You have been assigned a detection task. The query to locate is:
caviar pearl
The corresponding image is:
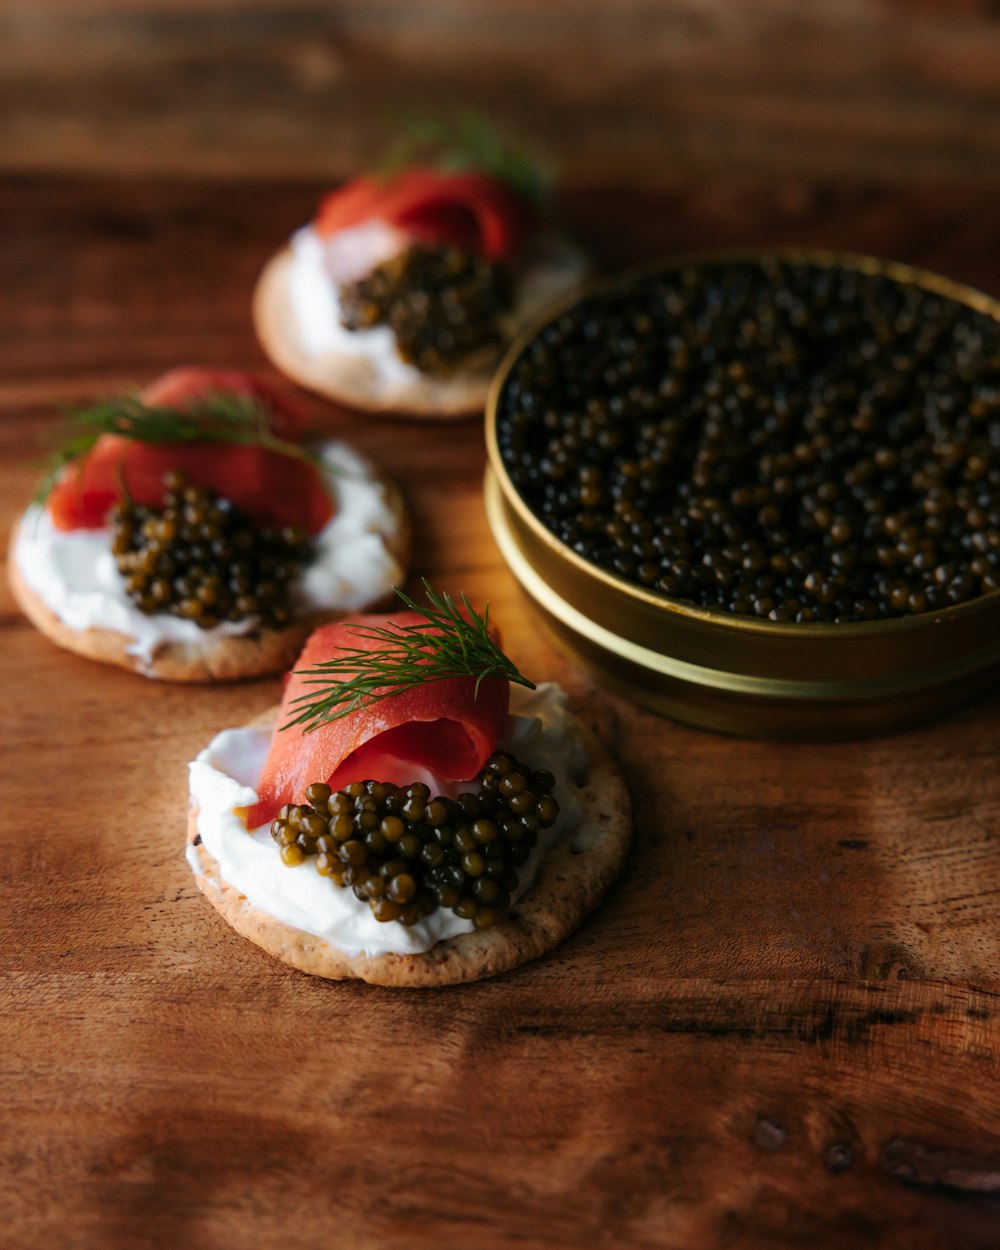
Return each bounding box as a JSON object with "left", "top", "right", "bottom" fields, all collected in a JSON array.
[
  {"left": 271, "top": 749, "right": 559, "bottom": 929},
  {"left": 497, "top": 259, "right": 1000, "bottom": 623},
  {"left": 340, "top": 244, "right": 513, "bottom": 374},
  {"left": 110, "top": 471, "right": 313, "bottom": 628}
]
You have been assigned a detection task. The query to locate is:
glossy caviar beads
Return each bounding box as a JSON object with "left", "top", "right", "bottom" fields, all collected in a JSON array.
[
  {"left": 340, "top": 244, "right": 513, "bottom": 374},
  {"left": 110, "top": 471, "right": 313, "bottom": 628},
  {"left": 497, "top": 259, "right": 1000, "bottom": 623},
  {"left": 268, "top": 750, "right": 559, "bottom": 928}
]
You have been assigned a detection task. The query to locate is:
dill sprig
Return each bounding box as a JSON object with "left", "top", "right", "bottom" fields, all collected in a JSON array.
[
  {"left": 283, "top": 581, "right": 536, "bottom": 735},
  {"left": 377, "top": 111, "right": 555, "bottom": 208},
  {"left": 34, "top": 390, "right": 320, "bottom": 505}
]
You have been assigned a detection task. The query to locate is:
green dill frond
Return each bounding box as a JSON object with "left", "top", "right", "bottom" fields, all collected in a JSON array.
[
  {"left": 34, "top": 391, "right": 319, "bottom": 505},
  {"left": 283, "top": 580, "right": 535, "bottom": 734},
  {"left": 377, "top": 111, "right": 555, "bottom": 207}
]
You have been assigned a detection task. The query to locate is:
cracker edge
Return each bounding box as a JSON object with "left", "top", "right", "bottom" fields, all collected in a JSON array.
[
  {"left": 7, "top": 467, "right": 411, "bottom": 682},
  {"left": 253, "top": 248, "right": 493, "bottom": 420},
  {"left": 186, "top": 709, "right": 632, "bottom": 986}
]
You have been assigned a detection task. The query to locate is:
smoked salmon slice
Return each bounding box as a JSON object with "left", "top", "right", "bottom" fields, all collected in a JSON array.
[
  {"left": 246, "top": 614, "right": 510, "bottom": 828},
  {"left": 314, "top": 169, "right": 535, "bottom": 261},
  {"left": 142, "top": 367, "right": 308, "bottom": 441},
  {"left": 46, "top": 368, "right": 333, "bottom": 535}
]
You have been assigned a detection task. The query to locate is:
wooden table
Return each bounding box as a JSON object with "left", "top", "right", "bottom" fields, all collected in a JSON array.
[{"left": 2, "top": 178, "right": 999, "bottom": 1250}]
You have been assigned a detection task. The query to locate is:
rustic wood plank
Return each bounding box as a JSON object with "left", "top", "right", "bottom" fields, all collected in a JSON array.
[
  {"left": 2, "top": 974, "right": 1000, "bottom": 1249},
  {"left": 1, "top": 177, "right": 1000, "bottom": 1247},
  {"left": 1, "top": 1, "right": 999, "bottom": 183}
]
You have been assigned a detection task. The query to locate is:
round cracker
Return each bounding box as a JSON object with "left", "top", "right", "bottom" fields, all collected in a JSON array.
[
  {"left": 11, "top": 552, "right": 320, "bottom": 681},
  {"left": 8, "top": 468, "right": 410, "bottom": 683},
  {"left": 254, "top": 248, "right": 493, "bottom": 419},
  {"left": 186, "top": 707, "right": 632, "bottom": 986}
]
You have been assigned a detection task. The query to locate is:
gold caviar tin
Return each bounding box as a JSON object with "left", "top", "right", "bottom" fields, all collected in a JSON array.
[{"left": 484, "top": 249, "right": 1000, "bottom": 739}]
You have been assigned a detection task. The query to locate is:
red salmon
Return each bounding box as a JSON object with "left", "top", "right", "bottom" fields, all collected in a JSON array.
[
  {"left": 247, "top": 614, "right": 510, "bottom": 828},
  {"left": 314, "top": 168, "right": 535, "bottom": 261},
  {"left": 47, "top": 368, "right": 332, "bottom": 535}
]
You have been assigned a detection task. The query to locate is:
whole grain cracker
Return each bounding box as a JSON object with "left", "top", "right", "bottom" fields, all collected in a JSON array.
[
  {"left": 187, "top": 708, "right": 631, "bottom": 986},
  {"left": 254, "top": 248, "right": 495, "bottom": 419},
  {"left": 7, "top": 467, "right": 410, "bottom": 682}
]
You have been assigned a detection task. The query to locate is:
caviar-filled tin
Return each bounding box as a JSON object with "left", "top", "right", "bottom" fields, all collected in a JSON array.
[{"left": 485, "top": 249, "right": 1000, "bottom": 739}]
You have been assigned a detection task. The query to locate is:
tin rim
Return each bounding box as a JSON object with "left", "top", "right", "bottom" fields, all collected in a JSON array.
[
  {"left": 485, "top": 247, "right": 1000, "bottom": 649},
  {"left": 486, "top": 468, "right": 1000, "bottom": 702}
]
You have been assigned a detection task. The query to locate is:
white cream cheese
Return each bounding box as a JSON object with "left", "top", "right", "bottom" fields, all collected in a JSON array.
[
  {"left": 286, "top": 221, "right": 588, "bottom": 378},
  {"left": 13, "top": 441, "right": 404, "bottom": 665},
  {"left": 288, "top": 224, "right": 418, "bottom": 382},
  {"left": 187, "top": 683, "right": 586, "bottom": 958}
]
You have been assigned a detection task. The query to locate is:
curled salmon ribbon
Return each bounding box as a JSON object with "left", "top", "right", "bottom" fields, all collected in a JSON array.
[
  {"left": 47, "top": 367, "right": 333, "bottom": 535},
  {"left": 247, "top": 613, "right": 510, "bottom": 829},
  {"left": 314, "top": 167, "right": 536, "bottom": 263}
]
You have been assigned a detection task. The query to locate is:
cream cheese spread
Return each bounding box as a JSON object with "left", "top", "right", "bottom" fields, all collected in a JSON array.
[
  {"left": 13, "top": 441, "right": 404, "bottom": 665},
  {"left": 187, "top": 683, "right": 586, "bottom": 958},
  {"left": 286, "top": 221, "right": 588, "bottom": 376}
]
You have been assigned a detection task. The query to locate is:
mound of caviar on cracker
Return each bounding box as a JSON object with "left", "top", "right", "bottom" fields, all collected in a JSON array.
[
  {"left": 9, "top": 367, "right": 408, "bottom": 680},
  {"left": 187, "top": 584, "right": 631, "bottom": 986},
  {"left": 253, "top": 116, "right": 588, "bottom": 418}
]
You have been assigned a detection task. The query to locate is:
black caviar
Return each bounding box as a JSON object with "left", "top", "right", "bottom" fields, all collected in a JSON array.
[
  {"left": 109, "top": 472, "right": 313, "bottom": 628},
  {"left": 340, "top": 244, "right": 513, "bottom": 374},
  {"left": 497, "top": 258, "right": 1000, "bottom": 623},
  {"left": 269, "top": 750, "right": 559, "bottom": 929}
]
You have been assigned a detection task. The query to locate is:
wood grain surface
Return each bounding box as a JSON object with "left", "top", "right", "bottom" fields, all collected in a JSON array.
[
  {"left": 1, "top": 0, "right": 1000, "bottom": 185},
  {"left": 2, "top": 177, "right": 1000, "bottom": 1249}
]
